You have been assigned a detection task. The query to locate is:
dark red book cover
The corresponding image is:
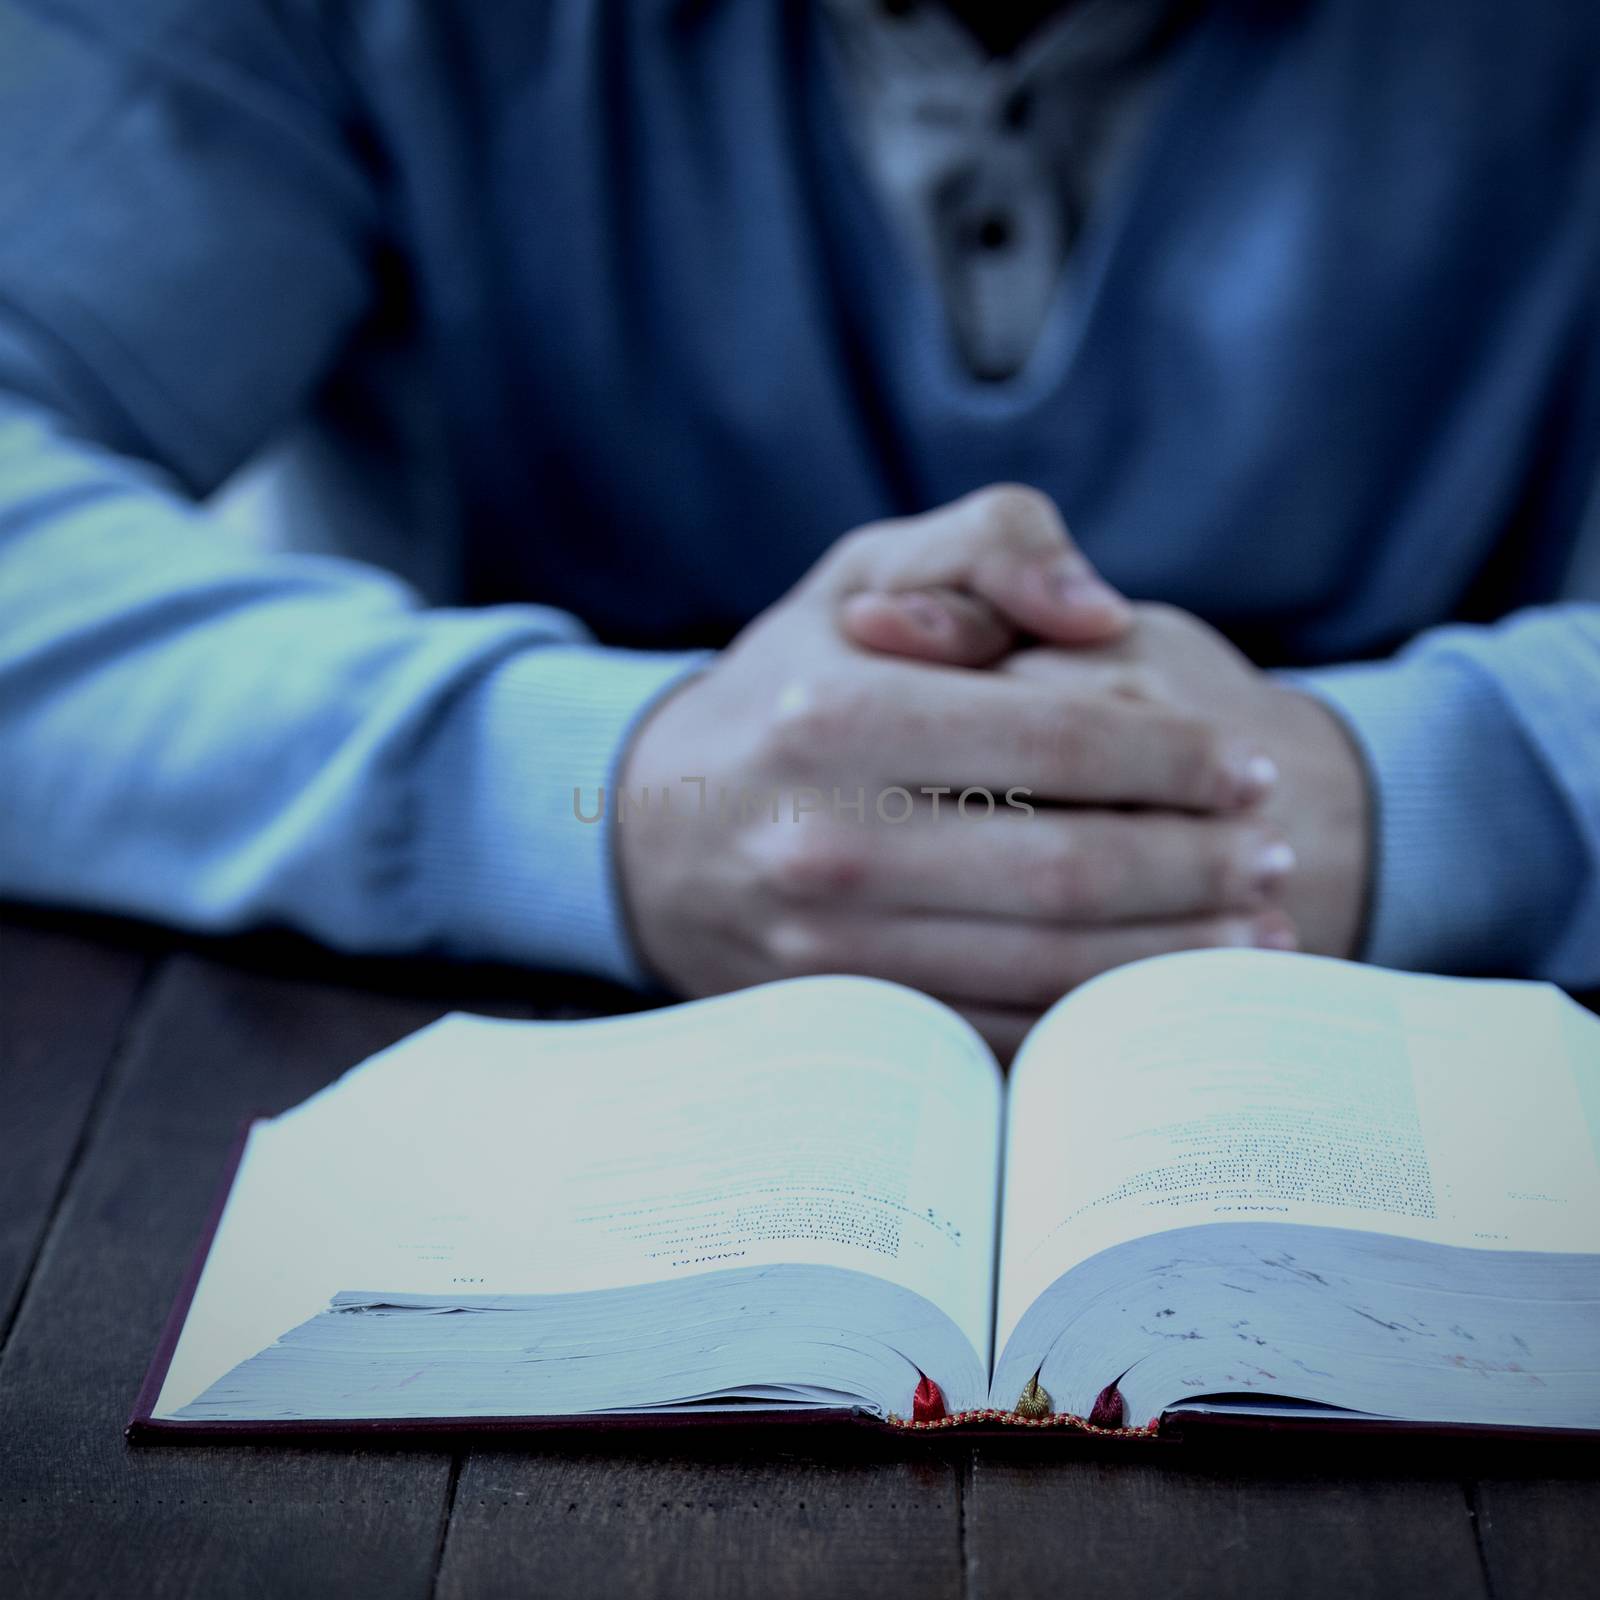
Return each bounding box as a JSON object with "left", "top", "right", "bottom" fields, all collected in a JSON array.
[{"left": 128, "top": 1119, "right": 1598, "bottom": 1448}]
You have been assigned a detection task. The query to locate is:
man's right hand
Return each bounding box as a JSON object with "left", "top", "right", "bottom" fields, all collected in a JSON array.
[{"left": 615, "top": 487, "right": 1295, "bottom": 1055}]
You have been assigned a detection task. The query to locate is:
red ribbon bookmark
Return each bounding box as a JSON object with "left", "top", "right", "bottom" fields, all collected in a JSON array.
[
  {"left": 1088, "top": 1381, "right": 1125, "bottom": 1429},
  {"left": 912, "top": 1373, "right": 947, "bottom": 1423}
]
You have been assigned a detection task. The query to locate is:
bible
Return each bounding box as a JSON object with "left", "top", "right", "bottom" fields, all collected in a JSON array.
[{"left": 131, "top": 950, "right": 1600, "bottom": 1441}]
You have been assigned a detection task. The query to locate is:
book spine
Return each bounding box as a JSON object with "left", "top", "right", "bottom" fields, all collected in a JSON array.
[{"left": 883, "top": 1407, "right": 1159, "bottom": 1438}]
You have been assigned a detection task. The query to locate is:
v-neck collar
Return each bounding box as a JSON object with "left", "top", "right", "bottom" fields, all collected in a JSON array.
[{"left": 803, "top": 0, "right": 1237, "bottom": 414}]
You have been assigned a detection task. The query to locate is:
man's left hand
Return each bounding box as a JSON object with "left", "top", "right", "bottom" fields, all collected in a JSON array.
[{"left": 846, "top": 593, "right": 1373, "bottom": 963}]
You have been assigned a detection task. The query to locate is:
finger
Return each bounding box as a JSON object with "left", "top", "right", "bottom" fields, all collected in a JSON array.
[
  {"left": 750, "top": 808, "right": 1297, "bottom": 923},
  {"left": 839, "top": 586, "right": 1016, "bottom": 667},
  {"left": 779, "top": 659, "right": 1278, "bottom": 810},
  {"left": 1001, "top": 647, "right": 1166, "bottom": 701},
  {"left": 764, "top": 908, "right": 1299, "bottom": 1011},
  {"left": 819, "top": 485, "right": 1133, "bottom": 644}
]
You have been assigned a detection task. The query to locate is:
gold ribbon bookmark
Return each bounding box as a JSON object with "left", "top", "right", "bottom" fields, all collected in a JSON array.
[{"left": 1014, "top": 1373, "right": 1052, "bottom": 1419}]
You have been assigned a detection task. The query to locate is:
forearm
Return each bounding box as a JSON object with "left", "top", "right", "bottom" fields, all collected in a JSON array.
[{"left": 0, "top": 395, "right": 705, "bottom": 981}]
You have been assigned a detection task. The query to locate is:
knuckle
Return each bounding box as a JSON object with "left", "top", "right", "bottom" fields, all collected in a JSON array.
[
  {"left": 969, "top": 483, "right": 1062, "bottom": 549},
  {"left": 839, "top": 522, "right": 890, "bottom": 562},
  {"left": 1203, "top": 830, "right": 1251, "bottom": 909},
  {"left": 762, "top": 674, "right": 856, "bottom": 769},
  {"left": 1175, "top": 723, "right": 1228, "bottom": 805},
  {"left": 815, "top": 522, "right": 892, "bottom": 586},
  {"left": 1036, "top": 833, "right": 1123, "bottom": 918},
  {"left": 762, "top": 917, "right": 830, "bottom": 977},
  {"left": 1050, "top": 936, "right": 1112, "bottom": 993},
  {"left": 762, "top": 830, "right": 867, "bottom": 902},
  {"left": 1195, "top": 915, "right": 1254, "bottom": 950},
  {"left": 1111, "top": 665, "right": 1167, "bottom": 702},
  {"left": 1027, "top": 707, "right": 1107, "bottom": 791},
  {"left": 1136, "top": 600, "right": 1191, "bottom": 636},
  {"left": 1208, "top": 832, "right": 1245, "bottom": 907}
]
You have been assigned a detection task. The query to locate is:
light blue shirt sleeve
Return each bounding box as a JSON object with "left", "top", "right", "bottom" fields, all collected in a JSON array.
[
  {"left": 0, "top": 397, "right": 705, "bottom": 983},
  {"left": 0, "top": 2, "right": 703, "bottom": 984},
  {"left": 1295, "top": 605, "right": 1600, "bottom": 988}
]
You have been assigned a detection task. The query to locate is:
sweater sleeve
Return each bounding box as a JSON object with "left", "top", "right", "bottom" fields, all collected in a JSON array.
[
  {"left": 1293, "top": 604, "right": 1600, "bottom": 988},
  {"left": 0, "top": 0, "right": 704, "bottom": 983}
]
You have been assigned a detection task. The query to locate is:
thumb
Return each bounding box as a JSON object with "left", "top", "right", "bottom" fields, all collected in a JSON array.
[
  {"left": 839, "top": 585, "right": 1016, "bottom": 666},
  {"left": 824, "top": 485, "right": 1132, "bottom": 657}
]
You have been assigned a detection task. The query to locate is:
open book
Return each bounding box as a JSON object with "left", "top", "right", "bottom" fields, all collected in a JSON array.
[{"left": 132, "top": 951, "right": 1600, "bottom": 1440}]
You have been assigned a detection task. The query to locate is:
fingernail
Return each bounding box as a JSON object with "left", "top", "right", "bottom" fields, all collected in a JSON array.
[
  {"left": 1253, "top": 911, "right": 1299, "bottom": 951},
  {"left": 1251, "top": 839, "right": 1297, "bottom": 895},
  {"left": 1223, "top": 746, "right": 1278, "bottom": 807},
  {"left": 896, "top": 594, "right": 955, "bottom": 639}
]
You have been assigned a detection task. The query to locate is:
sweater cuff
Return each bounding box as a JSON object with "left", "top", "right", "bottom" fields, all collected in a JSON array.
[
  {"left": 409, "top": 643, "right": 710, "bottom": 985},
  {"left": 1291, "top": 655, "right": 1576, "bottom": 976}
]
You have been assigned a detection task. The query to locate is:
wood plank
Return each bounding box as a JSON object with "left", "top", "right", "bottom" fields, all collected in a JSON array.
[
  {"left": 5, "top": 911, "right": 1591, "bottom": 1600},
  {"left": 1473, "top": 1477, "right": 1600, "bottom": 1599},
  {"left": 436, "top": 1436, "right": 965, "bottom": 1600},
  {"left": 0, "top": 951, "right": 457, "bottom": 1600},
  {"left": 0, "top": 913, "right": 151, "bottom": 1338},
  {"left": 964, "top": 1446, "right": 1489, "bottom": 1600}
]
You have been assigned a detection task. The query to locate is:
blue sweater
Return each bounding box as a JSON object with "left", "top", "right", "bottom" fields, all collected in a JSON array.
[{"left": 1, "top": 0, "right": 1597, "bottom": 984}]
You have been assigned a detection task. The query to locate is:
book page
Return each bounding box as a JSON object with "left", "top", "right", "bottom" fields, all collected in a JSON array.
[
  {"left": 156, "top": 976, "right": 1002, "bottom": 1416},
  {"left": 994, "top": 951, "right": 1600, "bottom": 1357}
]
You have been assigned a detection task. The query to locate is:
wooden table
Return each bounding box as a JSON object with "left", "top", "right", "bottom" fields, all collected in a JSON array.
[{"left": 2, "top": 904, "right": 1595, "bottom": 1600}]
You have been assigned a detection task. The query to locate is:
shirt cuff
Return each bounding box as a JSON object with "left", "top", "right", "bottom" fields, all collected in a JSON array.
[
  {"left": 1290, "top": 654, "right": 1578, "bottom": 976},
  {"left": 408, "top": 642, "right": 710, "bottom": 985}
]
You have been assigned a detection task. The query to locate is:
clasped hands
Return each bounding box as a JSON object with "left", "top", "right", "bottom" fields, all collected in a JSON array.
[{"left": 619, "top": 486, "right": 1370, "bottom": 1056}]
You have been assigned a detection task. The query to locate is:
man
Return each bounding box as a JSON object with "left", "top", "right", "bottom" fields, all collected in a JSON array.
[{"left": 1, "top": 0, "right": 1596, "bottom": 1054}]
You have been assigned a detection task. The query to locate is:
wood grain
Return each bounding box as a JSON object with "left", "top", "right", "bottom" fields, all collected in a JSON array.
[
  {"left": 2, "top": 912, "right": 1596, "bottom": 1600},
  {"left": 1474, "top": 1477, "right": 1600, "bottom": 1598},
  {"left": 963, "top": 1449, "right": 1489, "bottom": 1600},
  {"left": 0, "top": 951, "right": 455, "bottom": 1600},
  {"left": 436, "top": 1437, "right": 965, "bottom": 1600},
  {"left": 0, "top": 915, "right": 149, "bottom": 1336}
]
